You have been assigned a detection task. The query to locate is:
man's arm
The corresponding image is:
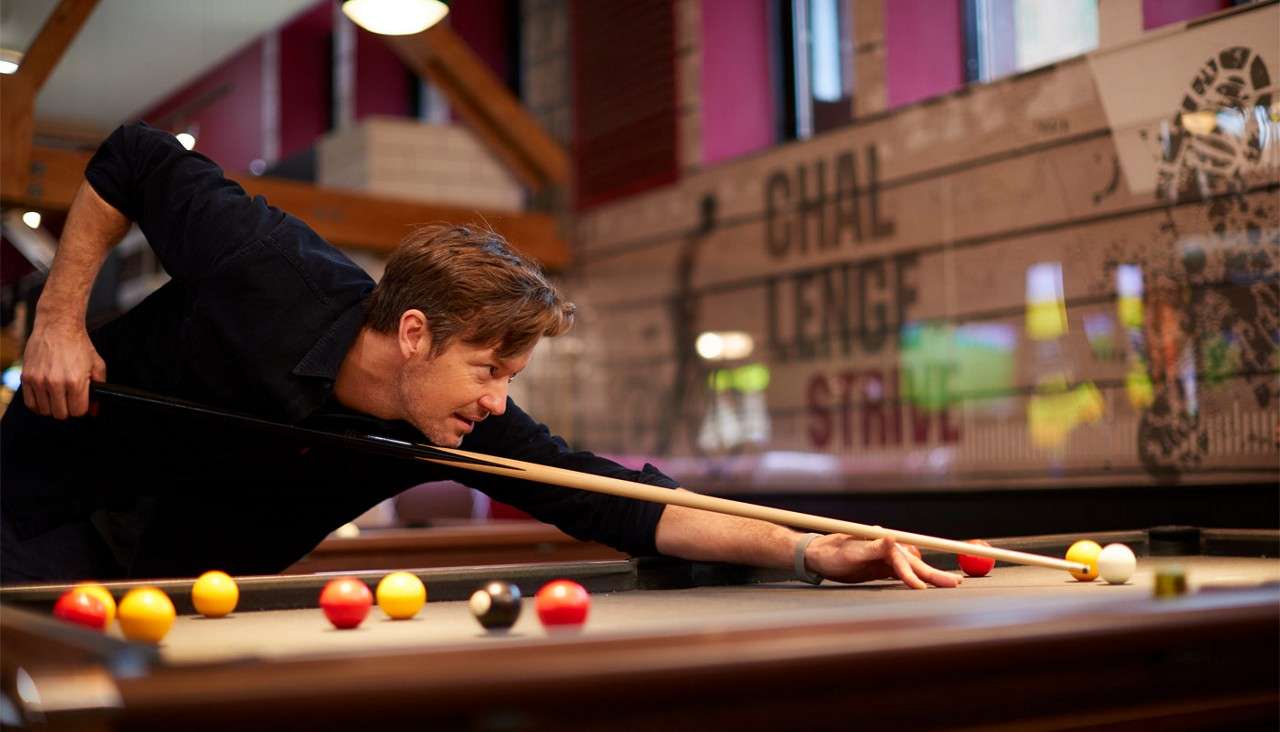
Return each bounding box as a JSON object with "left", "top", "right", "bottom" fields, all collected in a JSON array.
[
  {"left": 655, "top": 500, "right": 962, "bottom": 589},
  {"left": 465, "top": 401, "right": 960, "bottom": 588},
  {"left": 22, "top": 182, "right": 130, "bottom": 419},
  {"left": 24, "top": 122, "right": 290, "bottom": 419}
]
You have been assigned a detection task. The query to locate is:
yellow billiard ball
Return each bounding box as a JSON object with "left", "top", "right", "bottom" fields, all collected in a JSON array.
[
  {"left": 376, "top": 572, "right": 426, "bottom": 620},
  {"left": 118, "top": 587, "right": 176, "bottom": 643},
  {"left": 74, "top": 583, "right": 117, "bottom": 626},
  {"left": 192, "top": 570, "right": 239, "bottom": 618},
  {"left": 1065, "top": 540, "right": 1103, "bottom": 581}
]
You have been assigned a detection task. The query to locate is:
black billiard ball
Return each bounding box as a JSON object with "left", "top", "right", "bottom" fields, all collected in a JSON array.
[{"left": 469, "top": 580, "right": 522, "bottom": 631}]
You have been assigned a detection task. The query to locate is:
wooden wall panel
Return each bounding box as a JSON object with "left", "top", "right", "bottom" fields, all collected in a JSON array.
[{"left": 562, "top": 9, "right": 1280, "bottom": 493}]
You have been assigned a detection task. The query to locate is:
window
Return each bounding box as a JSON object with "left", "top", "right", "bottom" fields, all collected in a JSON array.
[
  {"left": 778, "top": 0, "right": 853, "bottom": 141},
  {"left": 964, "top": 0, "right": 1099, "bottom": 84}
]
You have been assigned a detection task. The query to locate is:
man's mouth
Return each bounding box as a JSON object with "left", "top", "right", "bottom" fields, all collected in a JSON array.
[{"left": 453, "top": 413, "right": 477, "bottom": 433}]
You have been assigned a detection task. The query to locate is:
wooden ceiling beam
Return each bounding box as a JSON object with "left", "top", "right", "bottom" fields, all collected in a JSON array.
[
  {"left": 234, "top": 175, "right": 568, "bottom": 268},
  {"left": 15, "top": 0, "right": 101, "bottom": 91},
  {"left": 386, "top": 25, "right": 570, "bottom": 191},
  {"left": 0, "top": 0, "right": 101, "bottom": 202},
  {"left": 4, "top": 146, "right": 569, "bottom": 270}
]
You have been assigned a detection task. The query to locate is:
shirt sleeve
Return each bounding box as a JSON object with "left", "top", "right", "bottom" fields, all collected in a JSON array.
[
  {"left": 456, "top": 399, "right": 679, "bottom": 556},
  {"left": 84, "top": 122, "right": 285, "bottom": 282}
]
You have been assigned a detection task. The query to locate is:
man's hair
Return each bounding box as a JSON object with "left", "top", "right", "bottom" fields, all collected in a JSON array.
[{"left": 365, "top": 224, "right": 575, "bottom": 358}]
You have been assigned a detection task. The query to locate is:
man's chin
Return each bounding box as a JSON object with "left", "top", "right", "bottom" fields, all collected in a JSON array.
[
  {"left": 416, "top": 425, "right": 465, "bottom": 448},
  {"left": 432, "top": 432, "right": 466, "bottom": 448}
]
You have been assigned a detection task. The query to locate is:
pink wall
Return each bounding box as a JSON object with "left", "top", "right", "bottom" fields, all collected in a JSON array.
[
  {"left": 701, "top": 0, "right": 774, "bottom": 165},
  {"left": 136, "top": 0, "right": 518, "bottom": 170},
  {"left": 450, "top": 0, "right": 513, "bottom": 86},
  {"left": 885, "top": 0, "right": 966, "bottom": 109},
  {"left": 279, "top": 2, "right": 332, "bottom": 160},
  {"left": 138, "top": 39, "right": 265, "bottom": 173},
  {"left": 355, "top": 27, "right": 413, "bottom": 121},
  {"left": 1142, "top": 0, "right": 1230, "bottom": 30}
]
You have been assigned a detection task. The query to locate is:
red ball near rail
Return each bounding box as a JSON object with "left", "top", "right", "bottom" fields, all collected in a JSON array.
[
  {"left": 320, "top": 577, "right": 372, "bottom": 629},
  {"left": 957, "top": 539, "right": 995, "bottom": 577},
  {"left": 53, "top": 588, "right": 109, "bottom": 631},
  {"left": 535, "top": 579, "right": 590, "bottom": 627}
]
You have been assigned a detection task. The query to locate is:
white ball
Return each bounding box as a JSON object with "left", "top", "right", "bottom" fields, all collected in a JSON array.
[{"left": 1097, "top": 543, "right": 1136, "bottom": 584}]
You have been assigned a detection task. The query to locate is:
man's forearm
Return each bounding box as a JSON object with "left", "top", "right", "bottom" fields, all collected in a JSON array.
[
  {"left": 654, "top": 493, "right": 800, "bottom": 570},
  {"left": 35, "top": 182, "right": 130, "bottom": 324}
]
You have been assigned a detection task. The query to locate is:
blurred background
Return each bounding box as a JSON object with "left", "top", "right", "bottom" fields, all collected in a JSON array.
[{"left": 1, "top": 0, "right": 1276, "bottom": 568}]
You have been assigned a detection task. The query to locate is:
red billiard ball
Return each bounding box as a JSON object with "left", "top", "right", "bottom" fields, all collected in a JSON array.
[
  {"left": 957, "top": 539, "right": 995, "bottom": 577},
  {"left": 320, "top": 577, "right": 372, "bottom": 629},
  {"left": 535, "top": 579, "right": 590, "bottom": 628},
  {"left": 53, "top": 588, "right": 109, "bottom": 631}
]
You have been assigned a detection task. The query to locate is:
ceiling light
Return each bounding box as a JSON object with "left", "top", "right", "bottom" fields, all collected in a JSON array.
[
  {"left": 0, "top": 49, "right": 21, "bottom": 75},
  {"left": 341, "top": 0, "right": 449, "bottom": 36},
  {"left": 175, "top": 132, "right": 196, "bottom": 150},
  {"left": 21, "top": 211, "right": 42, "bottom": 229}
]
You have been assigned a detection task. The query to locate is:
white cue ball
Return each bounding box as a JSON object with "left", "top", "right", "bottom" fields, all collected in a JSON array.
[{"left": 1097, "top": 543, "right": 1136, "bottom": 584}]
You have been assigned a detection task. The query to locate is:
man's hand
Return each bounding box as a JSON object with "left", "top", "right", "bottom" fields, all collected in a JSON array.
[
  {"left": 806, "top": 534, "right": 962, "bottom": 589},
  {"left": 21, "top": 316, "right": 106, "bottom": 419},
  {"left": 19, "top": 181, "right": 129, "bottom": 419}
]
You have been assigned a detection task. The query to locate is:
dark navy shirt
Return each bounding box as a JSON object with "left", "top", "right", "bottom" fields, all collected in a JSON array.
[{"left": 0, "top": 122, "right": 674, "bottom": 580}]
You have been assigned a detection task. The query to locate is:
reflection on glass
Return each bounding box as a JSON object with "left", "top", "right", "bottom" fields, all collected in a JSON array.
[
  {"left": 1116, "top": 264, "right": 1154, "bottom": 409},
  {"left": 1025, "top": 262, "right": 1067, "bottom": 341},
  {"left": 1025, "top": 261, "right": 1103, "bottom": 448},
  {"left": 698, "top": 364, "right": 771, "bottom": 451},
  {"left": 899, "top": 322, "right": 1016, "bottom": 410},
  {"left": 1083, "top": 313, "right": 1117, "bottom": 360}
]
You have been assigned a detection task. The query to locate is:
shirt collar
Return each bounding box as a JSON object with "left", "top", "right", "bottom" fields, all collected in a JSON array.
[{"left": 293, "top": 299, "right": 368, "bottom": 382}]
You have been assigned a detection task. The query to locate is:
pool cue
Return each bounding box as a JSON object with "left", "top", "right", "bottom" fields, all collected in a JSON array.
[
  {"left": 414, "top": 445, "right": 1088, "bottom": 573},
  {"left": 88, "top": 382, "right": 1087, "bottom": 573}
]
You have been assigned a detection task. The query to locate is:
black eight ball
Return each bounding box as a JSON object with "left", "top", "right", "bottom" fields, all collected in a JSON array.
[{"left": 470, "top": 580, "right": 522, "bottom": 630}]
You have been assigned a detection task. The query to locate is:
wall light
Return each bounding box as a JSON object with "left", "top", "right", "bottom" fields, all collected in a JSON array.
[
  {"left": 175, "top": 132, "right": 196, "bottom": 150},
  {"left": 696, "top": 331, "right": 755, "bottom": 361},
  {"left": 341, "top": 0, "right": 449, "bottom": 36},
  {"left": 21, "top": 211, "right": 41, "bottom": 229}
]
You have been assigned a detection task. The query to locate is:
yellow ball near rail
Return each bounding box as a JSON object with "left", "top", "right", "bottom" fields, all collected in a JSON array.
[
  {"left": 74, "top": 583, "right": 116, "bottom": 626},
  {"left": 1065, "top": 540, "right": 1103, "bottom": 581},
  {"left": 192, "top": 570, "right": 239, "bottom": 618},
  {"left": 376, "top": 572, "right": 426, "bottom": 619},
  {"left": 118, "top": 587, "right": 176, "bottom": 643}
]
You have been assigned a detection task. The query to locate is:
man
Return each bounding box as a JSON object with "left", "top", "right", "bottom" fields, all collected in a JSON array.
[{"left": 2, "top": 122, "right": 958, "bottom": 590}]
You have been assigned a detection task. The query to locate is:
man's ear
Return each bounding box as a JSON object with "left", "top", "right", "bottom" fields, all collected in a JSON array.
[{"left": 398, "top": 309, "right": 431, "bottom": 359}]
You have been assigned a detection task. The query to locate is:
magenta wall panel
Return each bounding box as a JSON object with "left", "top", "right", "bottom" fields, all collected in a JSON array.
[
  {"left": 137, "top": 39, "right": 265, "bottom": 173},
  {"left": 279, "top": 1, "right": 333, "bottom": 161},
  {"left": 885, "top": 0, "right": 966, "bottom": 109},
  {"left": 1142, "top": 0, "right": 1230, "bottom": 30},
  {"left": 701, "top": 0, "right": 775, "bottom": 166},
  {"left": 355, "top": 28, "right": 412, "bottom": 122},
  {"left": 449, "top": 0, "right": 513, "bottom": 86}
]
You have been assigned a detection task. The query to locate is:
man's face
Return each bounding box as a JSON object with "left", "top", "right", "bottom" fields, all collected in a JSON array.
[{"left": 395, "top": 337, "right": 534, "bottom": 447}]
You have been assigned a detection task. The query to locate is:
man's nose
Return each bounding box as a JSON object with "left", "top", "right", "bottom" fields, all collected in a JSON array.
[{"left": 479, "top": 385, "right": 507, "bottom": 416}]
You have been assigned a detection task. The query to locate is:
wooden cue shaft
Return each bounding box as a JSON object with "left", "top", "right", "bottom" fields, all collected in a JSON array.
[{"left": 420, "top": 446, "right": 1089, "bottom": 574}]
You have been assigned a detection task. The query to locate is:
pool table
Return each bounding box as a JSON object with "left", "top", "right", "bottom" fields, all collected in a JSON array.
[
  {"left": 2, "top": 527, "right": 1277, "bottom": 730},
  {"left": 283, "top": 521, "right": 625, "bottom": 574}
]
